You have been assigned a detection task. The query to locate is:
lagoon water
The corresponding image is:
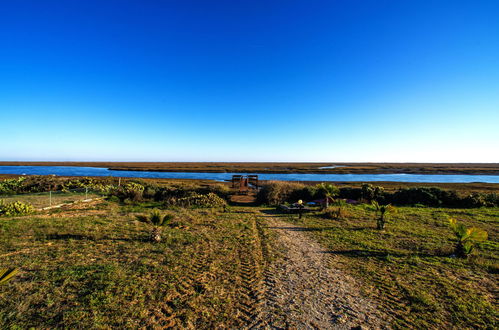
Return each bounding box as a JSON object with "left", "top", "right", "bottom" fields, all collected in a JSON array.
[{"left": 1, "top": 165, "right": 499, "bottom": 183}]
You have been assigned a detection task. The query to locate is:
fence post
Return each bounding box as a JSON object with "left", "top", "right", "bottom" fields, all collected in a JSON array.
[
  {"left": 85, "top": 187, "right": 88, "bottom": 200},
  {"left": 49, "top": 191, "right": 52, "bottom": 207}
]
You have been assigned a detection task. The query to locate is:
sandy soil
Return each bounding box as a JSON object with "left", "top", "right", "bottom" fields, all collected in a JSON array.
[{"left": 254, "top": 215, "right": 386, "bottom": 329}]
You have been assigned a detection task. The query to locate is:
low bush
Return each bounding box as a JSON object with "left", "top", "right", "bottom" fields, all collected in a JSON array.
[
  {"left": 118, "top": 182, "right": 145, "bottom": 202},
  {"left": 0, "top": 200, "right": 35, "bottom": 216},
  {"left": 322, "top": 202, "right": 349, "bottom": 220},
  {"left": 448, "top": 218, "right": 488, "bottom": 257},
  {"left": 256, "top": 181, "right": 307, "bottom": 205},
  {"left": 256, "top": 181, "right": 498, "bottom": 209},
  {"left": 170, "top": 192, "right": 228, "bottom": 208}
]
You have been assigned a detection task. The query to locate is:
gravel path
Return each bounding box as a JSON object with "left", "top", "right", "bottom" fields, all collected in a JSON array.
[{"left": 255, "top": 215, "right": 386, "bottom": 329}]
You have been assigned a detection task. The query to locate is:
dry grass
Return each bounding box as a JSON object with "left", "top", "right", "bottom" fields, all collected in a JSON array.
[{"left": 0, "top": 200, "right": 274, "bottom": 328}]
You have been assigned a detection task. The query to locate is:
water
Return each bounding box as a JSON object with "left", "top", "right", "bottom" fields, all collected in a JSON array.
[
  {"left": 0, "top": 165, "right": 499, "bottom": 183},
  {"left": 318, "top": 165, "right": 345, "bottom": 169}
]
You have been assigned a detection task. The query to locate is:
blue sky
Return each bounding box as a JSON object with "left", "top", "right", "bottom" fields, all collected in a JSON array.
[{"left": 1, "top": 0, "right": 498, "bottom": 162}]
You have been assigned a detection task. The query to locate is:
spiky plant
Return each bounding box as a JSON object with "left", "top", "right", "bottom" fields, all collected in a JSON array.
[
  {"left": 136, "top": 209, "right": 174, "bottom": 242},
  {"left": 372, "top": 201, "right": 396, "bottom": 230},
  {"left": 448, "top": 218, "right": 488, "bottom": 258},
  {"left": 317, "top": 183, "right": 339, "bottom": 208},
  {"left": 0, "top": 268, "right": 18, "bottom": 285}
]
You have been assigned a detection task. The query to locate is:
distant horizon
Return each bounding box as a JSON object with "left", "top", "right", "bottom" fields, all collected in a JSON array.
[{"left": 1, "top": 160, "right": 499, "bottom": 165}]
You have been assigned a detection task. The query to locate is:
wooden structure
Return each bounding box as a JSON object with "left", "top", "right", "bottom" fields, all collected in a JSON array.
[{"left": 232, "top": 175, "right": 258, "bottom": 194}]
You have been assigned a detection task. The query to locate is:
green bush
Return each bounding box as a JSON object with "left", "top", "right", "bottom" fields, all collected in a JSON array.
[
  {"left": 256, "top": 181, "right": 307, "bottom": 205},
  {"left": 371, "top": 201, "right": 396, "bottom": 230},
  {"left": 461, "top": 193, "right": 487, "bottom": 208},
  {"left": 0, "top": 177, "right": 27, "bottom": 195},
  {"left": 448, "top": 218, "right": 488, "bottom": 257},
  {"left": 136, "top": 209, "right": 174, "bottom": 242},
  {"left": 173, "top": 192, "right": 227, "bottom": 208},
  {"left": 0, "top": 200, "right": 35, "bottom": 216},
  {"left": 120, "top": 182, "right": 145, "bottom": 202}
]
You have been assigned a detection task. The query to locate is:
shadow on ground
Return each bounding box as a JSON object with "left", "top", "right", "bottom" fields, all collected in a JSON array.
[{"left": 321, "top": 249, "right": 446, "bottom": 259}]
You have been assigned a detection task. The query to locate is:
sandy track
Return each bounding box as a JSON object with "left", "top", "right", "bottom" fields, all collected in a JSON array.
[{"left": 254, "top": 215, "right": 386, "bottom": 329}]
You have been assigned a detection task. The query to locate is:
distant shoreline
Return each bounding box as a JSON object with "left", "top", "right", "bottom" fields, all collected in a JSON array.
[{"left": 1, "top": 161, "right": 499, "bottom": 175}]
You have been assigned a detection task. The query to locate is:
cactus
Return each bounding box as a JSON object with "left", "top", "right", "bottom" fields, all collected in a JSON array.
[{"left": 0, "top": 200, "right": 35, "bottom": 216}]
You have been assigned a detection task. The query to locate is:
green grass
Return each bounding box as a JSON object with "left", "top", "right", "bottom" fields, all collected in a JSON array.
[
  {"left": 1, "top": 195, "right": 497, "bottom": 328},
  {"left": 282, "top": 203, "right": 498, "bottom": 329},
  {"left": 0, "top": 200, "right": 272, "bottom": 328}
]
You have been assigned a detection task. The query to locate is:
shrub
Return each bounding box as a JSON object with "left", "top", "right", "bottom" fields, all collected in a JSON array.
[
  {"left": 448, "top": 218, "right": 488, "bottom": 257},
  {"left": 173, "top": 193, "right": 227, "bottom": 208},
  {"left": 484, "top": 193, "right": 499, "bottom": 207},
  {"left": 323, "top": 200, "right": 349, "bottom": 220},
  {"left": 338, "top": 187, "right": 362, "bottom": 200},
  {"left": 361, "top": 184, "right": 385, "bottom": 202},
  {"left": 389, "top": 187, "right": 461, "bottom": 207},
  {"left": 136, "top": 209, "right": 174, "bottom": 242},
  {"left": 120, "top": 182, "right": 145, "bottom": 202},
  {"left": 0, "top": 200, "right": 35, "bottom": 216},
  {"left": 317, "top": 183, "right": 339, "bottom": 208},
  {"left": 0, "top": 177, "right": 26, "bottom": 195},
  {"left": 461, "top": 193, "right": 487, "bottom": 208},
  {"left": 371, "top": 201, "right": 396, "bottom": 230},
  {"left": 256, "top": 181, "right": 307, "bottom": 205}
]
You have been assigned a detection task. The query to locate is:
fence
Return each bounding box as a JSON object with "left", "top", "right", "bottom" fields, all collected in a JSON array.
[{"left": 0, "top": 188, "right": 103, "bottom": 209}]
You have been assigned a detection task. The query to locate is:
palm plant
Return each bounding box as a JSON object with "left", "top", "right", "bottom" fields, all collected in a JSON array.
[
  {"left": 372, "top": 201, "right": 396, "bottom": 230},
  {"left": 0, "top": 268, "right": 18, "bottom": 285},
  {"left": 317, "top": 183, "right": 339, "bottom": 208},
  {"left": 136, "top": 209, "right": 174, "bottom": 242},
  {"left": 448, "top": 218, "right": 488, "bottom": 258}
]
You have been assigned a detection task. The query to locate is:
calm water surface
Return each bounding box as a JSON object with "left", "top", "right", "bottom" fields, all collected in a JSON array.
[{"left": 1, "top": 166, "right": 499, "bottom": 183}]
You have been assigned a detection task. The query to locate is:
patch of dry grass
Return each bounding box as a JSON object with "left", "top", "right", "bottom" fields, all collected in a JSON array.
[{"left": 0, "top": 200, "right": 273, "bottom": 328}]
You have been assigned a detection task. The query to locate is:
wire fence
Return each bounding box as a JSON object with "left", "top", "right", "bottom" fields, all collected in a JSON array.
[{"left": 0, "top": 188, "right": 104, "bottom": 209}]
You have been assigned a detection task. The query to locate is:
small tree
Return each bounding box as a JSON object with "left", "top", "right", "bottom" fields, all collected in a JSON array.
[
  {"left": 317, "top": 183, "right": 339, "bottom": 208},
  {"left": 448, "top": 218, "right": 488, "bottom": 258},
  {"left": 361, "top": 184, "right": 384, "bottom": 202},
  {"left": 0, "top": 268, "right": 18, "bottom": 285},
  {"left": 136, "top": 209, "right": 174, "bottom": 242},
  {"left": 372, "top": 201, "right": 396, "bottom": 230}
]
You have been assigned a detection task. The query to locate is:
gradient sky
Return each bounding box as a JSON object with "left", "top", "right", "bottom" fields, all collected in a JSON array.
[{"left": 1, "top": 0, "right": 498, "bottom": 162}]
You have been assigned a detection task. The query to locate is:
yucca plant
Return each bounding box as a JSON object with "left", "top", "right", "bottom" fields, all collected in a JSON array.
[
  {"left": 0, "top": 268, "right": 18, "bottom": 285},
  {"left": 448, "top": 218, "right": 488, "bottom": 258},
  {"left": 372, "top": 201, "right": 396, "bottom": 230},
  {"left": 317, "top": 183, "right": 339, "bottom": 208},
  {"left": 136, "top": 209, "right": 174, "bottom": 242}
]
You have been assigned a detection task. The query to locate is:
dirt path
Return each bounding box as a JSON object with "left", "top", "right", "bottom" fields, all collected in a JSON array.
[{"left": 254, "top": 215, "right": 386, "bottom": 329}]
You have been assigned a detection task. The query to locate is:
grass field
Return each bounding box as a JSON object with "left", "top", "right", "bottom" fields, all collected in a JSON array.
[
  {"left": 0, "top": 188, "right": 498, "bottom": 328},
  {"left": 0, "top": 200, "right": 275, "bottom": 328}
]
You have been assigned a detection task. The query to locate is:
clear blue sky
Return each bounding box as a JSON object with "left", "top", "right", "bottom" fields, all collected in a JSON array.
[{"left": 1, "top": 0, "right": 498, "bottom": 162}]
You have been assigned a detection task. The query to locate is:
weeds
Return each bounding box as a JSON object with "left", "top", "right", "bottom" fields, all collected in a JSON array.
[{"left": 448, "top": 218, "right": 488, "bottom": 257}]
